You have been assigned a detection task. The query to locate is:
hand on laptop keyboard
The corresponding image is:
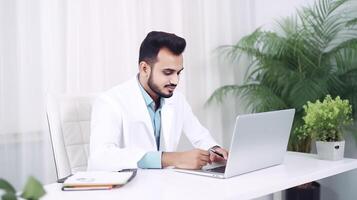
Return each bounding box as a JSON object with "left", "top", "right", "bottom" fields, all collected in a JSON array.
[{"left": 209, "top": 146, "right": 229, "bottom": 164}]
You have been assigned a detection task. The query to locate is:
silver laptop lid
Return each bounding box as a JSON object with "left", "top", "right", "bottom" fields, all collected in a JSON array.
[{"left": 224, "top": 109, "right": 295, "bottom": 178}]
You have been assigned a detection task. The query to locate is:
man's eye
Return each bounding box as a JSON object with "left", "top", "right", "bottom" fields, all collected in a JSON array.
[{"left": 163, "top": 71, "right": 173, "bottom": 75}]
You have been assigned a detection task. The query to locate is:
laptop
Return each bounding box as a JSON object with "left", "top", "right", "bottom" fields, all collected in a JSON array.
[{"left": 175, "top": 109, "right": 295, "bottom": 179}]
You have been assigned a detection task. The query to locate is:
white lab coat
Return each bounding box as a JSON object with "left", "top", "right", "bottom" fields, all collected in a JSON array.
[{"left": 87, "top": 76, "right": 218, "bottom": 171}]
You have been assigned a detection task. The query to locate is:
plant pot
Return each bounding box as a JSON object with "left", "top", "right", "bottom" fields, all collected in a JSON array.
[
  {"left": 316, "top": 140, "right": 345, "bottom": 160},
  {"left": 285, "top": 182, "right": 320, "bottom": 200}
]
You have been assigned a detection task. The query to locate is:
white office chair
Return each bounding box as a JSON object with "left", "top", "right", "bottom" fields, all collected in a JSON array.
[{"left": 46, "top": 93, "right": 97, "bottom": 181}]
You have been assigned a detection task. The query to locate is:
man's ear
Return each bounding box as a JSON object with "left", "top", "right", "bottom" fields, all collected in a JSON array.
[{"left": 139, "top": 61, "right": 151, "bottom": 76}]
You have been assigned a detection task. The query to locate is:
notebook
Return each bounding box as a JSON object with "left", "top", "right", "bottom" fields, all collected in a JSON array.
[{"left": 62, "top": 170, "right": 136, "bottom": 191}]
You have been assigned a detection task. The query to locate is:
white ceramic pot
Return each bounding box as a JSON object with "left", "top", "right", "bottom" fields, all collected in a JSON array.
[{"left": 316, "top": 140, "right": 345, "bottom": 160}]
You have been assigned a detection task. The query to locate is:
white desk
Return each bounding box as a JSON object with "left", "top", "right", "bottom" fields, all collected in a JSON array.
[{"left": 43, "top": 152, "right": 357, "bottom": 200}]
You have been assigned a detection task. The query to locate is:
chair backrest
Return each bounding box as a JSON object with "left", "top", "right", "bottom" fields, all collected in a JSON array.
[{"left": 46, "top": 93, "right": 97, "bottom": 180}]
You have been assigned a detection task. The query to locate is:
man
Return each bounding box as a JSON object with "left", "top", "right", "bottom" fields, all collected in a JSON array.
[{"left": 88, "top": 31, "right": 228, "bottom": 171}]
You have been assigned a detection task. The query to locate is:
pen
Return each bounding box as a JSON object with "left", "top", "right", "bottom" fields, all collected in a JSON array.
[{"left": 209, "top": 148, "right": 224, "bottom": 158}]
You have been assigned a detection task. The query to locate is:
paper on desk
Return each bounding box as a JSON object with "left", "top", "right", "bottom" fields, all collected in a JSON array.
[{"left": 63, "top": 171, "right": 133, "bottom": 187}]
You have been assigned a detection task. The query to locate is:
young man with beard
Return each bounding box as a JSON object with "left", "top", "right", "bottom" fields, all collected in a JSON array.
[{"left": 88, "top": 31, "right": 228, "bottom": 171}]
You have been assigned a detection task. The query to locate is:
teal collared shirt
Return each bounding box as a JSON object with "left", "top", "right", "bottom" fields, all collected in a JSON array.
[{"left": 137, "top": 81, "right": 164, "bottom": 169}]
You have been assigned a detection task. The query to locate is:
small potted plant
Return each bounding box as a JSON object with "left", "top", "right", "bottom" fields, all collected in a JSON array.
[
  {"left": 302, "top": 95, "right": 353, "bottom": 160},
  {"left": 0, "top": 176, "right": 45, "bottom": 200}
]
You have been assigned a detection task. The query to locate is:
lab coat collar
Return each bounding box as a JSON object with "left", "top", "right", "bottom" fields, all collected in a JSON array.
[{"left": 122, "top": 76, "right": 156, "bottom": 147}]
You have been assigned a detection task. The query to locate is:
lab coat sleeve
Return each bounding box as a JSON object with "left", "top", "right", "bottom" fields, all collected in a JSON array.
[
  {"left": 87, "top": 95, "right": 147, "bottom": 171},
  {"left": 182, "top": 97, "right": 219, "bottom": 150}
]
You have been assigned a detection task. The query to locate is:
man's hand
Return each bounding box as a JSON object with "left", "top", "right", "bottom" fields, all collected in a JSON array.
[
  {"left": 162, "top": 149, "right": 210, "bottom": 169},
  {"left": 209, "top": 146, "right": 229, "bottom": 163}
]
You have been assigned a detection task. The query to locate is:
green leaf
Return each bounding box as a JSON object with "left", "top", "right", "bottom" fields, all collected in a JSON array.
[
  {"left": 2, "top": 192, "right": 17, "bottom": 200},
  {"left": 20, "top": 177, "right": 45, "bottom": 200},
  {"left": 0, "top": 179, "right": 16, "bottom": 194}
]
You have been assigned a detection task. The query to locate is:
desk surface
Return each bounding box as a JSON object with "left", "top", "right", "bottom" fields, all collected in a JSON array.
[{"left": 43, "top": 152, "right": 357, "bottom": 200}]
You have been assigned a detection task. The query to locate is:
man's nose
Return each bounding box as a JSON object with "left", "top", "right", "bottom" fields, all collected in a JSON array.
[{"left": 170, "top": 75, "right": 179, "bottom": 85}]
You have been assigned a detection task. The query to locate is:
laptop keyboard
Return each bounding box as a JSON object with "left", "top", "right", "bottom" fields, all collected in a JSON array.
[{"left": 205, "top": 166, "right": 226, "bottom": 173}]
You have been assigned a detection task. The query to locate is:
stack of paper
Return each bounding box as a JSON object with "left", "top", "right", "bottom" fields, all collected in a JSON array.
[{"left": 62, "top": 171, "right": 134, "bottom": 191}]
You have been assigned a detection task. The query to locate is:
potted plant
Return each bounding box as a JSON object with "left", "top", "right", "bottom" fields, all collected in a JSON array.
[
  {"left": 302, "top": 95, "right": 353, "bottom": 160},
  {"left": 207, "top": 0, "right": 357, "bottom": 199},
  {"left": 0, "top": 176, "right": 45, "bottom": 200}
]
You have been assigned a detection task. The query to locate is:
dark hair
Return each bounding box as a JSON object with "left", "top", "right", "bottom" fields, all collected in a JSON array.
[{"left": 139, "top": 31, "right": 186, "bottom": 65}]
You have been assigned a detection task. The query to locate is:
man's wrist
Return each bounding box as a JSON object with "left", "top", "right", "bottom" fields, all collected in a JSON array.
[{"left": 162, "top": 152, "right": 179, "bottom": 168}]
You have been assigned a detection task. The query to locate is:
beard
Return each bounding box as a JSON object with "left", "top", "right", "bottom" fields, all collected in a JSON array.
[{"left": 148, "top": 72, "right": 175, "bottom": 98}]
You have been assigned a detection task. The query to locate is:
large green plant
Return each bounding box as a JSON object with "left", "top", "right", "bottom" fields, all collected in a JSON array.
[{"left": 208, "top": 0, "right": 357, "bottom": 152}]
